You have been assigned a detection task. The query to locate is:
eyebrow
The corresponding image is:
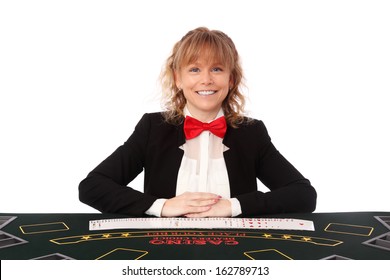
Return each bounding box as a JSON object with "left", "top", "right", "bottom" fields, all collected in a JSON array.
[{"left": 186, "top": 61, "right": 225, "bottom": 67}]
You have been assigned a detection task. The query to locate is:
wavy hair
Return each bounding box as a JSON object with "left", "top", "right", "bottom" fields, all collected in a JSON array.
[{"left": 160, "top": 27, "right": 247, "bottom": 127}]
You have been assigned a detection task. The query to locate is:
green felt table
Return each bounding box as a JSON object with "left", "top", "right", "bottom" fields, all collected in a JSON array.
[{"left": 1, "top": 212, "right": 389, "bottom": 260}]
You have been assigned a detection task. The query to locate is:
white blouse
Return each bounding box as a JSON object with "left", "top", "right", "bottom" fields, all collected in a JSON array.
[{"left": 145, "top": 107, "right": 242, "bottom": 217}]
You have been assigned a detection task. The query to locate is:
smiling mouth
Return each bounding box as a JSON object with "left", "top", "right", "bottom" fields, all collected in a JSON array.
[{"left": 196, "top": 90, "right": 217, "bottom": 96}]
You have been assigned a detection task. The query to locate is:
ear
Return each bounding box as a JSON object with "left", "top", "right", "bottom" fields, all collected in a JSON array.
[
  {"left": 174, "top": 70, "right": 181, "bottom": 89},
  {"left": 229, "top": 76, "right": 234, "bottom": 89}
]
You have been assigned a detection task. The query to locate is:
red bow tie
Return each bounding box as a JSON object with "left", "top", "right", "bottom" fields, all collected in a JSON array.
[{"left": 184, "top": 116, "right": 227, "bottom": 140}]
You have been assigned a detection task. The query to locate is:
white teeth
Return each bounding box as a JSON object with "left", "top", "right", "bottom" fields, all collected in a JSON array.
[{"left": 197, "top": 90, "right": 216, "bottom": 96}]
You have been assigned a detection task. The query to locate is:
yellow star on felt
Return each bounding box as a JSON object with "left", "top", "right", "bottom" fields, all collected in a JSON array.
[
  {"left": 263, "top": 233, "right": 272, "bottom": 238},
  {"left": 81, "top": 236, "right": 91, "bottom": 240},
  {"left": 121, "top": 233, "right": 131, "bottom": 237},
  {"left": 102, "top": 234, "right": 111, "bottom": 238},
  {"left": 301, "top": 237, "right": 312, "bottom": 242},
  {"left": 282, "top": 235, "right": 292, "bottom": 239}
]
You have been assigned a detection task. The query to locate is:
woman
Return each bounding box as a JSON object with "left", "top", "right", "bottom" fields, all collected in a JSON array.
[{"left": 79, "top": 27, "right": 317, "bottom": 217}]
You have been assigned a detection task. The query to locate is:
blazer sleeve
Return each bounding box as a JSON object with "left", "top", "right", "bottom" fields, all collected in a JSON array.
[
  {"left": 234, "top": 120, "right": 317, "bottom": 216},
  {"left": 78, "top": 114, "right": 158, "bottom": 216}
]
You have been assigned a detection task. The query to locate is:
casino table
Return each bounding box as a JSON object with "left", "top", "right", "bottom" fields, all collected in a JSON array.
[{"left": 1, "top": 212, "right": 389, "bottom": 260}]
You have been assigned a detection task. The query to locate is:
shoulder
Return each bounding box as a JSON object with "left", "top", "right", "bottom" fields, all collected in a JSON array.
[
  {"left": 138, "top": 112, "right": 164, "bottom": 122},
  {"left": 233, "top": 117, "right": 267, "bottom": 133},
  {"left": 134, "top": 112, "right": 182, "bottom": 135},
  {"left": 139, "top": 112, "right": 183, "bottom": 125},
  {"left": 136, "top": 112, "right": 169, "bottom": 127},
  {"left": 225, "top": 117, "right": 271, "bottom": 142}
]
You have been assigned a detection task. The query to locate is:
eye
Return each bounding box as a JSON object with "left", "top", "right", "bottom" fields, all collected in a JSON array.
[
  {"left": 211, "top": 67, "right": 223, "bottom": 72},
  {"left": 189, "top": 67, "right": 200, "bottom": 73}
]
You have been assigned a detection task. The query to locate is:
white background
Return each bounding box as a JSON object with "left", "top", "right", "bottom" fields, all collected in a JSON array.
[
  {"left": 2, "top": 260, "right": 389, "bottom": 280},
  {"left": 1, "top": 0, "right": 389, "bottom": 213}
]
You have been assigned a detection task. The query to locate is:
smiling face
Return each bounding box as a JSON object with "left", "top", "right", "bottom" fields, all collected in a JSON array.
[
  {"left": 175, "top": 55, "right": 232, "bottom": 122},
  {"left": 164, "top": 27, "right": 244, "bottom": 125}
]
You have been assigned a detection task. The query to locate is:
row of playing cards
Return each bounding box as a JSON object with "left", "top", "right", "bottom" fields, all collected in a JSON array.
[{"left": 89, "top": 217, "right": 315, "bottom": 231}]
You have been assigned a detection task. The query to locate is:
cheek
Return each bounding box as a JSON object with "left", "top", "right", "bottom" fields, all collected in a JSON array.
[
  {"left": 217, "top": 89, "right": 229, "bottom": 101},
  {"left": 222, "top": 76, "right": 232, "bottom": 89},
  {"left": 182, "top": 90, "right": 194, "bottom": 102},
  {"left": 179, "top": 80, "right": 193, "bottom": 91}
]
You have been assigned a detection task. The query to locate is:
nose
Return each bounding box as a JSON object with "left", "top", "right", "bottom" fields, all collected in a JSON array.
[{"left": 201, "top": 71, "right": 213, "bottom": 85}]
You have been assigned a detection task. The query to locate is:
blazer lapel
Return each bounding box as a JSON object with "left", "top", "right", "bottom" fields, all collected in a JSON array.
[
  {"left": 222, "top": 125, "right": 240, "bottom": 197},
  {"left": 177, "top": 120, "right": 186, "bottom": 147}
]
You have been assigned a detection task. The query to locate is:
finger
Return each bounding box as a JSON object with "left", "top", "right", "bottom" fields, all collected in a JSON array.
[
  {"left": 187, "top": 198, "right": 220, "bottom": 207},
  {"left": 186, "top": 199, "right": 232, "bottom": 218},
  {"left": 184, "top": 206, "right": 211, "bottom": 215},
  {"left": 185, "top": 212, "right": 210, "bottom": 218},
  {"left": 183, "top": 192, "right": 221, "bottom": 200}
]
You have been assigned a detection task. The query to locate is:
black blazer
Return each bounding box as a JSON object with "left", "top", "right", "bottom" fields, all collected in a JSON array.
[{"left": 79, "top": 113, "right": 316, "bottom": 217}]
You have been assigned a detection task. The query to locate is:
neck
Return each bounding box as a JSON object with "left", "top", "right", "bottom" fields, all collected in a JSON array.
[{"left": 185, "top": 107, "right": 223, "bottom": 123}]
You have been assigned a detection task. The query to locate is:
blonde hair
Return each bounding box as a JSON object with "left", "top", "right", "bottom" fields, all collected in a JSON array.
[{"left": 160, "top": 27, "right": 246, "bottom": 127}]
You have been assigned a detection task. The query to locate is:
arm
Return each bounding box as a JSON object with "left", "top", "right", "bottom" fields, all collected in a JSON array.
[
  {"left": 78, "top": 114, "right": 157, "bottom": 216},
  {"left": 234, "top": 121, "right": 317, "bottom": 216}
]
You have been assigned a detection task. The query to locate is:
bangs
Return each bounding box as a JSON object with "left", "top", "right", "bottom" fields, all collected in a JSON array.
[{"left": 174, "top": 30, "right": 236, "bottom": 70}]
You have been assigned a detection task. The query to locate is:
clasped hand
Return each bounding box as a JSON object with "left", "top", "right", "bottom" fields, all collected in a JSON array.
[{"left": 161, "top": 192, "right": 232, "bottom": 218}]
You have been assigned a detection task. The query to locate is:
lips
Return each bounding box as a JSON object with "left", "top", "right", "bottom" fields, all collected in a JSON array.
[{"left": 196, "top": 90, "right": 217, "bottom": 96}]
